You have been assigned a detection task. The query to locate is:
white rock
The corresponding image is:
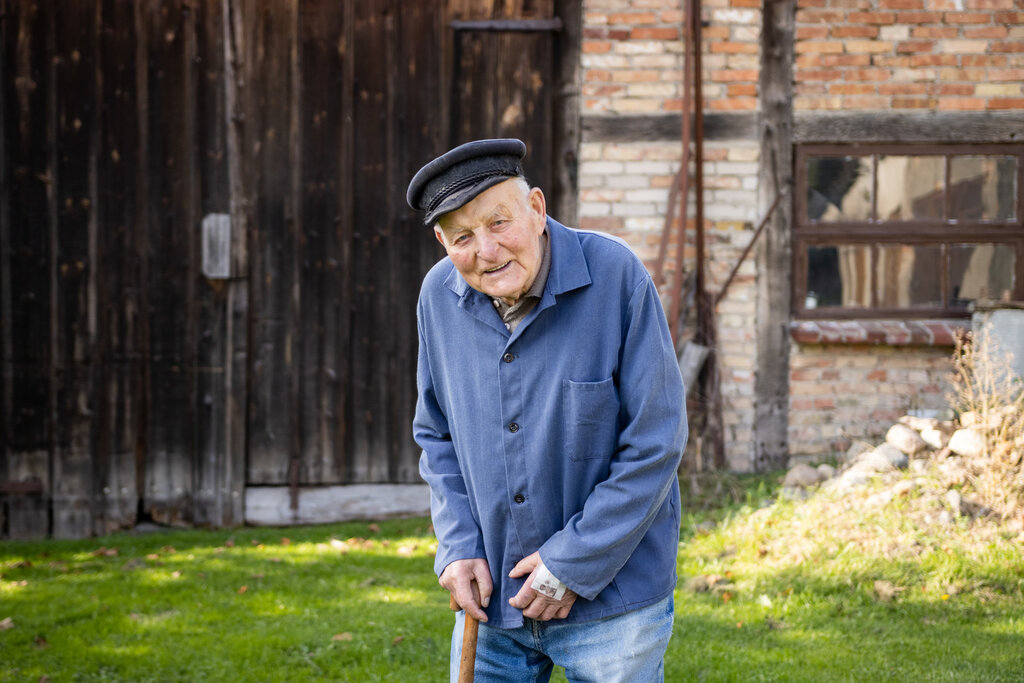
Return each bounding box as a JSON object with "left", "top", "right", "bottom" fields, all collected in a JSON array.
[
  {"left": 944, "top": 489, "right": 963, "bottom": 515},
  {"left": 920, "top": 427, "right": 950, "bottom": 451},
  {"left": 899, "top": 415, "right": 938, "bottom": 432},
  {"left": 886, "top": 424, "right": 928, "bottom": 455},
  {"left": 874, "top": 443, "right": 909, "bottom": 469},
  {"left": 948, "top": 428, "right": 986, "bottom": 458},
  {"left": 843, "top": 440, "right": 875, "bottom": 464},
  {"left": 782, "top": 463, "right": 827, "bottom": 488}
]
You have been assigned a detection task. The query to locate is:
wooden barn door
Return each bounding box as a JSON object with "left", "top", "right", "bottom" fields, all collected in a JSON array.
[
  {"left": 0, "top": 0, "right": 578, "bottom": 537},
  {"left": 240, "top": 0, "right": 580, "bottom": 499}
]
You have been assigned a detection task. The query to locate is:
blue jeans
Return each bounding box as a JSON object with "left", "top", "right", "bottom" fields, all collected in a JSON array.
[{"left": 450, "top": 594, "right": 674, "bottom": 683}]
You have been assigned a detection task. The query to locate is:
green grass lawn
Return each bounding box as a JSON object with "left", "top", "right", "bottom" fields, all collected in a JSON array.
[{"left": 2, "top": 474, "right": 1023, "bottom": 681}]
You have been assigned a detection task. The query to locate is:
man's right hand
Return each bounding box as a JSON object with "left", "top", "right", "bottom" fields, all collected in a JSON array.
[{"left": 440, "top": 558, "right": 492, "bottom": 623}]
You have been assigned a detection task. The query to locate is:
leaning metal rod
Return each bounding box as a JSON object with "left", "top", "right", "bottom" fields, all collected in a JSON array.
[
  {"left": 450, "top": 594, "right": 479, "bottom": 683},
  {"left": 713, "top": 187, "right": 789, "bottom": 308}
]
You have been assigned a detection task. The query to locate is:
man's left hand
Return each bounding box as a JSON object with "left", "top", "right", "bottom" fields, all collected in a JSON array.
[{"left": 508, "top": 552, "right": 577, "bottom": 621}]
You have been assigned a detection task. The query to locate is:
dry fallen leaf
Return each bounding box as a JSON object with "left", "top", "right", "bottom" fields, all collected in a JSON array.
[
  {"left": 280, "top": 537, "right": 291, "bottom": 546},
  {"left": 392, "top": 636, "right": 404, "bottom": 645},
  {"left": 332, "top": 632, "right": 353, "bottom": 642},
  {"left": 873, "top": 580, "right": 906, "bottom": 602},
  {"left": 237, "top": 585, "right": 248, "bottom": 594},
  {"left": 34, "top": 635, "right": 49, "bottom": 649},
  {"left": 368, "top": 523, "right": 381, "bottom": 533},
  {"left": 0, "top": 617, "right": 14, "bottom": 630}
]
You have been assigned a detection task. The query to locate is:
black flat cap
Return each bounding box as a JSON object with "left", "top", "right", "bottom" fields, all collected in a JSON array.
[{"left": 406, "top": 138, "right": 527, "bottom": 226}]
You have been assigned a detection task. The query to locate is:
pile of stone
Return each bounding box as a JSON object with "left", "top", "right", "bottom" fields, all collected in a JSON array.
[{"left": 781, "top": 413, "right": 999, "bottom": 520}]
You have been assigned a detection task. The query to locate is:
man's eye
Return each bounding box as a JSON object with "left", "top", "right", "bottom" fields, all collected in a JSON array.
[{"left": 454, "top": 234, "right": 470, "bottom": 245}]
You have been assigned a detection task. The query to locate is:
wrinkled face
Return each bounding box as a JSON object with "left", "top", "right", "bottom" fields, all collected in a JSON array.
[{"left": 434, "top": 178, "right": 547, "bottom": 306}]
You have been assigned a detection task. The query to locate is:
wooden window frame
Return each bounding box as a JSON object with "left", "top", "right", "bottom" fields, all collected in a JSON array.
[{"left": 793, "top": 143, "right": 1024, "bottom": 320}]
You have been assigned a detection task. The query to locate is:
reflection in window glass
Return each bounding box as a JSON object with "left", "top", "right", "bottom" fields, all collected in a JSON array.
[
  {"left": 877, "top": 156, "right": 944, "bottom": 220},
  {"left": 875, "top": 245, "right": 943, "bottom": 308},
  {"left": 806, "top": 245, "right": 871, "bottom": 308},
  {"left": 949, "top": 244, "right": 1016, "bottom": 306},
  {"left": 949, "top": 156, "right": 1018, "bottom": 221},
  {"left": 805, "top": 156, "right": 873, "bottom": 222}
]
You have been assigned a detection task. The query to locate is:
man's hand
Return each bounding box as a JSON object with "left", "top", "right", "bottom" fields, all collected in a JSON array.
[
  {"left": 439, "top": 558, "right": 492, "bottom": 623},
  {"left": 508, "top": 552, "right": 577, "bottom": 621}
]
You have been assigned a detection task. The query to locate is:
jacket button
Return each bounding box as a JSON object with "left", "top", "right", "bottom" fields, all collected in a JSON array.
[
  {"left": 508, "top": 422, "right": 519, "bottom": 433},
  {"left": 513, "top": 494, "right": 525, "bottom": 504},
  {"left": 502, "top": 352, "right": 515, "bottom": 363}
]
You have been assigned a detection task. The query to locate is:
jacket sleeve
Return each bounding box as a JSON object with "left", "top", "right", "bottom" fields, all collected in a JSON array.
[
  {"left": 413, "top": 301, "right": 487, "bottom": 576},
  {"left": 539, "top": 275, "right": 687, "bottom": 600}
]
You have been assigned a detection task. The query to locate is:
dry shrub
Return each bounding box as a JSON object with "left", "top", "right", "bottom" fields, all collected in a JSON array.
[{"left": 947, "top": 325, "right": 1024, "bottom": 519}]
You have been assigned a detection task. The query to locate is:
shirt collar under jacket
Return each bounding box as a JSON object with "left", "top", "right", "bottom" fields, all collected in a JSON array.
[{"left": 491, "top": 229, "right": 552, "bottom": 333}]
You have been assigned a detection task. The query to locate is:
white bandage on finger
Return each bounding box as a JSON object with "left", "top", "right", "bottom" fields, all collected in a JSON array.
[{"left": 530, "top": 563, "right": 567, "bottom": 600}]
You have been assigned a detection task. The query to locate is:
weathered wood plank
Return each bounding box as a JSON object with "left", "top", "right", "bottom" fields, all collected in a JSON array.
[
  {"left": 217, "top": 0, "right": 250, "bottom": 526},
  {"left": 334, "top": 0, "right": 355, "bottom": 483},
  {"left": 93, "top": 0, "right": 142, "bottom": 536},
  {"left": 245, "top": 0, "right": 298, "bottom": 485},
  {"left": 50, "top": 0, "right": 99, "bottom": 539},
  {"left": 0, "top": 0, "right": 9, "bottom": 537},
  {"left": 349, "top": 0, "right": 391, "bottom": 483},
  {"left": 193, "top": 0, "right": 245, "bottom": 528},
  {"left": 140, "top": 0, "right": 197, "bottom": 525},
  {"left": 754, "top": 0, "right": 794, "bottom": 473},
  {"left": 581, "top": 112, "right": 759, "bottom": 143},
  {"left": 297, "top": 0, "right": 345, "bottom": 485},
  {"left": 391, "top": 0, "right": 446, "bottom": 483},
  {"left": 794, "top": 111, "right": 1024, "bottom": 145},
  {"left": 2, "top": 0, "right": 55, "bottom": 539}
]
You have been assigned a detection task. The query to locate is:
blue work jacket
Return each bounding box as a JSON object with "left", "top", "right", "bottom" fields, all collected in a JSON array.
[{"left": 414, "top": 217, "right": 687, "bottom": 628}]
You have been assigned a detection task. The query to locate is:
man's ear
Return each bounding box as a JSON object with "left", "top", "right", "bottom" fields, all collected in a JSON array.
[
  {"left": 434, "top": 226, "right": 448, "bottom": 249},
  {"left": 528, "top": 187, "right": 547, "bottom": 223}
]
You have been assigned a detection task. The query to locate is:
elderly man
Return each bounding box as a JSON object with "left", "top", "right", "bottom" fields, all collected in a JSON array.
[{"left": 408, "top": 139, "right": 687, "bottom": 682}]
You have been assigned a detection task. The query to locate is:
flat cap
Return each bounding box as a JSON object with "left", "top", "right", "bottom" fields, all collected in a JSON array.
[{"left": 406, "top": 138, "right": 527, "bottom": 226}]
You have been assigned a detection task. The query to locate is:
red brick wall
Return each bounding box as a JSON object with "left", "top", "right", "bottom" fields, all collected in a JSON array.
[{"left": 795, "top": 0, "right": 1024, "bottom": 111}]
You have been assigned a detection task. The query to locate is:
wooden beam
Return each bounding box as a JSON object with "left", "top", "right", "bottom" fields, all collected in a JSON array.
[
  {"left": 552, "top": 0, "right": 582, "bottom": 228},
  {"left": 754, "top": 0, "right": 794, "bottom": 473},
  {"left": 581, "top": 112, "right": 758, "bottom": 143},
  {"left": 794, "top": 111, "right": 1024, "bottom": 144}
]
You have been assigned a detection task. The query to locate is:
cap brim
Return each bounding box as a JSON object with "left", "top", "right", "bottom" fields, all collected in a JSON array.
[{"left": 423, "top": 175, "right": 517, "bottom": 226}]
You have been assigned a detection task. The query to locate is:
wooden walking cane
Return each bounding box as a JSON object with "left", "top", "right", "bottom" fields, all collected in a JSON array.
[{"left": 450, "top": 593, "right": 480, "bottom": 683}]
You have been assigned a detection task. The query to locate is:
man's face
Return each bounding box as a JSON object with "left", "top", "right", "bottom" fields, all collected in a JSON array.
[{"left": 434, "top": 179, "right": 547, "bottom": 306}]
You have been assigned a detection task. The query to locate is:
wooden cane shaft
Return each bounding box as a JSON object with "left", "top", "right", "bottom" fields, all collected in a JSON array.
[{"left": 450, "top": 595, "right": 479, "bottom": 683}]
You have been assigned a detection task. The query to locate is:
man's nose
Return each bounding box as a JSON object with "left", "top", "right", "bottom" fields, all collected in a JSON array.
[{"left": 475, "top": 231, "right": 502, "bottom": 260}]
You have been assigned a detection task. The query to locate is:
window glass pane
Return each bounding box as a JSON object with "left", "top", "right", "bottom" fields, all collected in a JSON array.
[
  {"left": 805, "top": 156, "right": 873, "bottom": 222},
  {"left": 949, "top": 156, "right": 1018, "bottom": 221},
  {"left": 876, "top": 156, "right": 945, "bottom": 220},
  {"left": 875, "top": 245, "right": 943, "bottom": 308},
  {"left": 806, "top": 245, "right": 872, "bottom": 309},
  {"left": 949, "top": 244, "right": 1016, "bottom": 307}
]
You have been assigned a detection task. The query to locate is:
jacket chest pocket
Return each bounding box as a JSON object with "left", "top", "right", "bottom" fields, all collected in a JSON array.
[{"left": 563, "top": 378, "right": 619, "bottom": 461}]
